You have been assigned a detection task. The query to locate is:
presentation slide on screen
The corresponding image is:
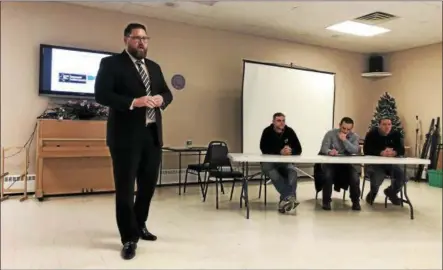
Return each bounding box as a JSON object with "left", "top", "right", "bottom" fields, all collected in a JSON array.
[{"left": 50, "top": 48, "right": 111, "bottom": 94}]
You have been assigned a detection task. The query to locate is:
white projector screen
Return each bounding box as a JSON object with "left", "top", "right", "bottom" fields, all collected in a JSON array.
[{"left": 242, "top": 60, "right": 335, "bottom": 157}]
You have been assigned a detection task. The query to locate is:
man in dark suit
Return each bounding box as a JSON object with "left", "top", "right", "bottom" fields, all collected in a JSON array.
[{"left": 94, "top": 23, "right": 173, "bottom": 260}]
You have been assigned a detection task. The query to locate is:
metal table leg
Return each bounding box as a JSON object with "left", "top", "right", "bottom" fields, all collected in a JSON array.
[
  {"left": 241, "top": 162, "right": 250, "bottom": 219},
  {"left": 158, "top": 153, "right": 163, "bottom": 186},
  {"left": 178, "top": 152, "right": 182, "bottom": 195},
  {"left": 240, "top": 163, "right": 244, "bottom": 209},
  {"left": 401, "top": 164, "right": 414, "bottom": 219},
  {"left": 384, "top": 164, "right": 414, "bottom": 219},
  {"left": 264, "top": 177, "right": 267, "bottom": 206},
  {"left": 198, "top": 151, "right": 202, "bottom": 165}
]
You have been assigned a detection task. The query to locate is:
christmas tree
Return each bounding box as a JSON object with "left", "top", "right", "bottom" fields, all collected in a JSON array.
[{"left": 368, "top": 92, "right": 405, "bottom": 138}]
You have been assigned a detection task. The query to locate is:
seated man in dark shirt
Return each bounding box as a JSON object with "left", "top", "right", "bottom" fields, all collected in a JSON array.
[
  {"left": 259, "top": 112, "right": 302, "bottom": 214},
  {"left": 363, "top": 118, "right": 406, "bottom": 205},
  {"left": 319, "top": 117, "right": 361, "bottom": 211}
]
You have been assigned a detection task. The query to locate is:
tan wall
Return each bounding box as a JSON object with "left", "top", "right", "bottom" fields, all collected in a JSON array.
[
  {"left": 1, "top": 2, "right": 440, "bottom": 174},
  {"left": 371, "top": 43, "right": 442, "bottom": 151}
]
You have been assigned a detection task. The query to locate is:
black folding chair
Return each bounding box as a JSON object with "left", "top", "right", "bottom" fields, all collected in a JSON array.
[
  {"left": 257, "top": 172, "right": 268, "bottom": 206},
  {"left": 183, "top": 151, "right": 210, "bottom": 197},
  {"left": 361, "top": 170, "right": 404, "bottom": 207},
  {"left": 202, "top": 141, "right": 244, "bottom": 209}
]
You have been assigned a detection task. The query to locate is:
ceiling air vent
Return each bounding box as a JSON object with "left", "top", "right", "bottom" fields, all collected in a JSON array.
[{"left": 353, "top": 11, "right": 398, "bottom": 25}]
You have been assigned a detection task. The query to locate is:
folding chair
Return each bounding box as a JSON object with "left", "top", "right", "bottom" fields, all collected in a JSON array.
[
  {"left": 183, "top": 150, "right": 210, "bottom": 196},
  {"left": 361, "top": 170, "right": 404, "bottom": 207},
  {"left": 257, "top": 172, "right": 268, "bottom": 206},
  {"left": 202, "top": 141, "right": 243, "bottom": 209}
]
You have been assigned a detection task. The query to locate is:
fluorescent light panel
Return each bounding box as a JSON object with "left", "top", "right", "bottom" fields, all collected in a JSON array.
[{"left": 326, "top": 20, "right": 390, "bottom": 37}]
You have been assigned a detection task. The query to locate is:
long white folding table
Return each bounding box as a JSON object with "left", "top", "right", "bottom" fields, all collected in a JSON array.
[{"left": 228, "top": 153, "right": 430, "bottom": 220}]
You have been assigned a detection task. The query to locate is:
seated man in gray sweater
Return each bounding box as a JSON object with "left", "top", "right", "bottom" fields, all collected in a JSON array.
[{"left": 319, "top": 117, "right": 361, "bottom": 211}]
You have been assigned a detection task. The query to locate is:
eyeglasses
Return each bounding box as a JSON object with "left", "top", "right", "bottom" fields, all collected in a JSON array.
[{"left": 128, "top": 36, "right": 150, "bottom": 43}]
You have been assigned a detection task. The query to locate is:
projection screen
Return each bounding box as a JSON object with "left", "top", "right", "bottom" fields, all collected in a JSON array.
[{"left": 241, "top": 60, "right": 335, "bottom": 157}]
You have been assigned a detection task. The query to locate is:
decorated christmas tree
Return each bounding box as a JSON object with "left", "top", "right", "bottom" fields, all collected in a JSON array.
[{"left": 368, "top": 92, "right": 405, "bottom": 138}]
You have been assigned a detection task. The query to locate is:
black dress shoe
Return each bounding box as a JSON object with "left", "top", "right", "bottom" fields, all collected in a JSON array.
[
  {"left": 352, "top": 201, "right": 361, "bottom": 211},
  {"left": 140, "top": 227, "right": 157, "bottom": 241},
  {"left": 322, "top": 202, "right": 331, "bottom": 211},
  {"left": 384, "top": 188, "right": 401, "bottom": 205},
  {"left": 121, "top": 242, "right": 137, "bottom": 260},
  {"left": 365, "top": 192, "right": 376, "bottom": 205}
]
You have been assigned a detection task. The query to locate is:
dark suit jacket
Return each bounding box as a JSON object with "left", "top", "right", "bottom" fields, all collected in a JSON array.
[{"left": 94, "top": 51, "right": 173, "bottom": 148}]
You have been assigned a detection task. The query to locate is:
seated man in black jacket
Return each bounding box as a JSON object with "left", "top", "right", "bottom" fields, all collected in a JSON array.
[
  {"left": 363, "top": 118, "right": 406, "bottom": 205},
  {"left": 259, "top": 112, "right": 302, "bottom": 213},
  {"left": 319, "top": 117, "right": 361, "bottom": 211}
]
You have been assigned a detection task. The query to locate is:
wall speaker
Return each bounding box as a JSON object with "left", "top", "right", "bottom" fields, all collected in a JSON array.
[{"left": 368, "top": 55, "right": 384, "bottom": 72}]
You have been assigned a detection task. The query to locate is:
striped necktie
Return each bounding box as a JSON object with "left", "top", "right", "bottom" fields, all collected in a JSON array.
[{"left": 135, "top": 60, "right": 155, "bottom": 121}]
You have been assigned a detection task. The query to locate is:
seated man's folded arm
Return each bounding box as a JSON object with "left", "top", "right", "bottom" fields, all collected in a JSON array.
[
  {"left": 343, "top": 133, "right": 360, "bottom": 154},
  {"left": 320, "top": 131, "right": 332, "bottom": 155},
  {"left": 289, "top": 129, "right": 302, "bottom": 155}
]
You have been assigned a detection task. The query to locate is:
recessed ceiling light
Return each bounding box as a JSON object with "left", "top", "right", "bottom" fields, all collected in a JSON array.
[{"left": 326, "top": 20, "right": 390, "bottom": 37}]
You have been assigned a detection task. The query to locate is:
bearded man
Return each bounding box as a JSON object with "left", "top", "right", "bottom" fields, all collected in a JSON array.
[{"left": 95, "top": 23, "right": 173, "bottom": 260}]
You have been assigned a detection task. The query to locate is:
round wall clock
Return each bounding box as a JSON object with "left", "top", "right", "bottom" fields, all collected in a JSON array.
[{"left": 171, "top": 74, "right": 186, "bottom": 90}]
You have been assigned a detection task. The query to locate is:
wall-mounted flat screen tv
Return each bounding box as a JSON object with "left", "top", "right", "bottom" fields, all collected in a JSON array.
[{"left": 39, "top": 44, "right": 116, "bottom": 99}]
